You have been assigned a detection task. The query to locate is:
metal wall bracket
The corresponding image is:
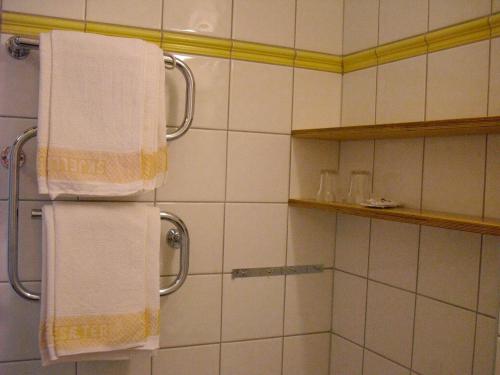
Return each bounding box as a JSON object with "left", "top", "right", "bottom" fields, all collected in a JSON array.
[{"left": 231, "top": 265, "right": 323, "bottom": 279}]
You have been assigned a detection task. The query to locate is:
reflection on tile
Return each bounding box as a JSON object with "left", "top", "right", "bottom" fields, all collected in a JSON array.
[
  {"left": 343, "top": 0, "right": 379, "bottom": 54},
  {"left": 159, "top": 275, "right": 221, "bottom": 347},
  {"left": 332, "top": 271, "right": 367, "bottom": 345},
  {"left": 226, "top": 132, "right": 290, "bottom": 202},
  {"left": 330, "top": 334, "right": 363, "bottom": 375},
  {"left": 341, "top": 68, "right": 376, "bottom": 126},
  {"left": 426, "top": 42, "right": 489, "bottom": 120},
  {"left": 222, "top": 274, "right": 284, "bottom": 341},
  {"left": 422, "top": 135, "right": 486, "bottom": 216},
  {"left": 221, "top": 338, "right": 282, "bottom": 375},
  {"left": 232, "top": 0, "right": 295, "bottom": 47},
  {"left": 3, "top": 0, "right": 85, "bottom": 19},
  {"left": 283, "top": 333, "right": 330, "bottom": 375},
  {"left": 86, "top": 0, "right": 162, "bottom": 29},
  {"left": 429, "top": 0, "right": 490, "bottom": 30},
  {"left": 229, "top": 60, "right": 292, "bottom": 134},
  {"left": 376, "top": 56, "right": 426, "bottom": 124},
  {"left": 292, "top": 68, "right": 342, "bottom": 130},
  {"left": 157, "top": 203, "right": 224, "bottom": 275},
  {"left": 418, "top": 227, "right": 480, "bottom": 310},
  {"left": 155, "top": 129, "right": 227, "bottom": 202},
  {"left": 295, "top": 0, "right": 343, "bottom": 54},
  {"left": 287, "top": 207, "right": 335, "bottom": 267},
  {"left": 0, "top": 34, "right": 39, "bottom": 118},
  {"left": 153, "top": 344, "right": 220, "bottom": 375},
  {"left": 379, "top": 0, "right": 428, "bottom": 44},
  {"left": 413, "top": 296, "right": 475, "bottom": 375},
  {"left": 284, "top": 271, "right": 333, "bottom": 335},
  {"left": 163, "top": 0, "right": 232, "bottom": 38},
  {"left": 224, "top": 203, "right": 287, "bottom": 271},
  {"left": 166, "top": 54, "right": 229, "bottom": 130}
]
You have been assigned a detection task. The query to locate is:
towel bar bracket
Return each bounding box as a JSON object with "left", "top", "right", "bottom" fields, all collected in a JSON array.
[{"left": 1, "top": 146, "right": 25, "bottom": 169}]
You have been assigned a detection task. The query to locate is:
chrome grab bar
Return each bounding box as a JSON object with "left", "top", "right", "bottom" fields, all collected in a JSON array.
[
  {"left": 6, "top": 36, "right": 195, "bottom": 141},
  {"left": 7, "top": 128, "right": 190, "bottom": 300}
]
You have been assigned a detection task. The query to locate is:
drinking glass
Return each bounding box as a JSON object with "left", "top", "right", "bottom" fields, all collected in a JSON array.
[
  {"left": 316, "top": 169, "right": 337, "bottom": 202},
  {"left": 347, "top": 170, "right": 371, "bottom": 204}
]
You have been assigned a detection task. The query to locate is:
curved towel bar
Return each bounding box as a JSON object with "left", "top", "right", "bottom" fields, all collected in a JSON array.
[
  {"left": 7, "top": 128, "right": 190, "bottom": 301},
  {"left": 6, "top": 36, "right": 195, "bottom": 141}
]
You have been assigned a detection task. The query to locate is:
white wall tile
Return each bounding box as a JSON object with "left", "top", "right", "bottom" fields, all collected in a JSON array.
[
  {"left": 0, "top": 360, "right": 75, "bottom": 375},
  {"left": 284, "top": 271, "right": 333, "bottom": 335},
  {"left": 494, "top": 0, "right": 500, "bottom": 12},
  {"left": 373, "top": 138, "right": 424, "bottom": 209},
  {"left": 365, "top": 282, "right": 415, "bottom": 366},
  {"left": 166, "top": 55, "right": 229, "bottom": 130},
  {"left": 283, "top": 333, "right": 331, "bottom": 375},
  {"left": 0, "top": 34, "right": 39, "bottom": 118},
  {"left": 478, "top": 235, "right": 500, "bottom": 317},
  {"left": 335, "top": 214, "right": 370, "bottom": 276},
  {"left": 363, "top": 350, "right": 410, "bottom": 375},
  {"left": 221, "top": 275, "right": 284, "bottom": 341},
  {"left": 157, "top": 203, "right": 224, "bottom": 275},
  {"left": 3, "top": 0, "right": 85, "bottom": 19},
  {"left": 413, "top": 296, "right": 476, "bottom": 375},
  {"left": 226, "top": 132, "right": 290, "bottom": 202},
  {"left": 330, "top": 334, "right": 363, "bottom": 375},
  {"left": 224, "top": 203, "right": 287, "bottom": 271},
  {"left": 429, "top": 0, "right": 491, "bottom": 30},
  {"left": 163, "top": 0, "right": 232, "bottom": 38},
  {"left": 489, "top": 38, "right": 500, "bottom": 116},
  {"left": 156, "top": 129, "right": 227, "bottom": 202},
  {"left": 338, "top": 140, "right": 374, "bottom": 202},
  {"left": 86, "top": 0, "right": 162, "bottom": 29},
  {"left": 376, "top": 56, "right": 427, "bottom": 124},
  {"left": 292, "top": 69, "right": 342, "bottom": 130},
  {"left": 341, "top": 68, "right": 377, "bottom": 126},
  {"left": 77, "top": 352, "right": 150, "bottom": 375},
  {"left": 0, "top": 282, "right": 41, "bottom": 361},
  {"left": 229, "top": 61, "right": 292, "bottom": 134},
  {"left": 379, "top": 0, "right": 428, "bottom": 45},
  {"left": 332, "top": 271, "right": 367, "bottom": 345},
  {"left": 422, "top": 135, "right": 486, "bottom": 216},
  {"left": 221, "top": 338, "right": 282, "bottom": 375},
  {"left": 289, "top": 138, "right": 339, "bottom": 200},
  {"left": 343, "top": 0, "right": 379, "bottom": 54},
  {"left": 418, "top": 227, "right": 481, "bottom": 310},
  {"left": 232, "top": 0, "right": 295, "bottom": 47},
  {"left": 152, "top": 344, "right": 220, "bottom": 375},
  {"left": 287, "top": 207, "right": 335, "bottom": 267},
  {"left": 426, "top": 42, "right": 489, "bottom": 120},
  {"left": 159, "top": 275, "right": 221, "bottom": 347},
  {"left": 485, "top": 134, "right": 500, "bottom": 219},
  {"left": 473, "top": 315, "right": 497, "bottom": 375},
  {"left": 369, "top": 220, "right": 419, "bottom": 291},
  {"left": 295, "top": 0, "right": 343, "bottom": 54}
]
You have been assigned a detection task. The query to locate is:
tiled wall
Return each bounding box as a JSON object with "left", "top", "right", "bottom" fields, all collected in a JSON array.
[
  {"left": 0, "top": 0, "right": 343, "bottom": 374},
  {"left": 326, "top": 1, "right": 500, "bottom": 374}
]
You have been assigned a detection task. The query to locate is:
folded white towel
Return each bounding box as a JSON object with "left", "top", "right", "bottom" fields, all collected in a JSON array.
[
  {"left": 37, "top": 31, "right": 167, "bottom": 199},
  {"left": 40, "top": 202, "right": 160, "bottom": 365}
]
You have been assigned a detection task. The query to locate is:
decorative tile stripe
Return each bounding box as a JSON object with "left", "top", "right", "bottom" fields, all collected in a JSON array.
[
  {"left": 231, "top": 40, "right": 295, "bottom": 66},
  {"left": 1, "top": 11, "right": 499, "bottom": 73}
]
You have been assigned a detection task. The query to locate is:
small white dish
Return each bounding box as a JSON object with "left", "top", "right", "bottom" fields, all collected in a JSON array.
[{"left": 359, "top": 198, "right": 401, "bottom": 209}]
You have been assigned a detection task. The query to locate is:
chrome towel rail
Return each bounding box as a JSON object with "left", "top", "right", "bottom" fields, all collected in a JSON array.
[
  {"left": 6, "top": 36, "right": 195, "bottom": 141},
  {"left": 7, "top": 130, "right": 190, "bottom": 301}
]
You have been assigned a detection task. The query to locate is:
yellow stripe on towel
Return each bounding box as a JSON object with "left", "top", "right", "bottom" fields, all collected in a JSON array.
[
  {"left": 37, "top": 147, "right": 168, "bottom": 183},
  {"left": 40, "top": 309, "right": 160, "bottom": 352}
]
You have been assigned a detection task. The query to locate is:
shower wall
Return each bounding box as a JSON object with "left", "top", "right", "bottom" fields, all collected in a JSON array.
[{"left": 0, "top": 0, "right": 342, "bottom": 374}]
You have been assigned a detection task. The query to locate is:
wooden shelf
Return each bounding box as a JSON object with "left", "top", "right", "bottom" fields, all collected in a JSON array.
[
  {"left": 291, "top": 116, "right": 500, "bottom": 141},
  {"left": 289, "top": 199, "right": 500, "bottom": 236}
]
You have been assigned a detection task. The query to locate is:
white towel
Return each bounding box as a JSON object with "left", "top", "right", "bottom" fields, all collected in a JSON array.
[
  {"left": 37, "top": 31, "right": 167, "bottom": 199},
  {"left": 40, "top": 202, "right": 160, "bottom": 365}
]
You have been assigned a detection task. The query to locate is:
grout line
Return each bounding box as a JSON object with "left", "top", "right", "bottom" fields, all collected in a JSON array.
[
  {"left": 471, "top": 234, "right": 485, "bottom": 375},
  {"left": 409, "top": 224, "right": 422, "bottom": 370},
  {"left": 481, "top": 135, "right": 489, "bottom": 220},
  {"left": 360, "top": 217, "right": 372, "bottom": 374}
]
